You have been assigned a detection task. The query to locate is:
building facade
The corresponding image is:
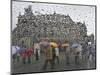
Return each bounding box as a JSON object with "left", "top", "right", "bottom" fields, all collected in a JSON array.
[{"left": 12, "top": 5, "right": 87, "bottom": 47}]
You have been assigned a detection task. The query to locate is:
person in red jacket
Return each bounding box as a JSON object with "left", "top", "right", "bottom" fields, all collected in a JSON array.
[
  {"left": 26, "top": 48, "right": 33, "bottom": 64},
  {"left": 21, "top": 50, "right": 27, "bottom": 64}
]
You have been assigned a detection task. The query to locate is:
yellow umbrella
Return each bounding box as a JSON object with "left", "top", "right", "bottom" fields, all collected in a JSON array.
[
  {"left": 50, "top": 42, "right": 58, "bottom": 48},
  {"left": 62, "top": 43, "right": 69, "bottom": 47}
]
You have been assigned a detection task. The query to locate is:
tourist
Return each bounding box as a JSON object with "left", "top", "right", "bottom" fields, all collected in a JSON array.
[
  {"left": 42, "top": 39, "right": 54, "bottom": 70},
  {"left": 34, "top": 43, "right": 40, "bottom": 61},
  {"left": 42, "top": 44, "right": 54, "bottom": 70},
  {"left": 51, "top": 45, "right": 56, "bottom": 65},
  {"left": 62, "top": 41, "right": 70, "bottom": 64},
  {"left": 74, "top": 44, "right": 82, "bottom": 65},
  {"left": 55, "top": 47, "right": 60, "bottom": 64},
  {"left": 21, "top": 50, "right": 27, "bottom": 64},
  {"left": 12, "top": 45, "right": 20, "bottom": 63},
  {"left": 26, "top": 48, "right": 33, "bottom": 64}
]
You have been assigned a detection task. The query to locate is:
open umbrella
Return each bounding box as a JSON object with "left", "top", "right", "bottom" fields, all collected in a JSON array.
[
  {"left": 12, "top": 46, "right": 20, "bottom": 55},
  {"left": 18, "top": 47, "right": 26, "bottom": 54},
  {"left": 50, "top": 42, "right": 58, "bottom": 48},
  {"left": 71, "top": 43, "right": 79, "bottom": 48},
  {"left": 40, "top": 41, "right": 50, "bottom": 48},
  {"left": 12, "top": 46, "right": 17, "bottom": 55},
  {"left": 62, "top": 43, "right": 69, "bottom": 47}
]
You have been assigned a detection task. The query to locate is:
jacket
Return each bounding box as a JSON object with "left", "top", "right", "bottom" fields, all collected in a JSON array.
[{"left": 44, "top": 46, "right": 53, "bottom": 60}]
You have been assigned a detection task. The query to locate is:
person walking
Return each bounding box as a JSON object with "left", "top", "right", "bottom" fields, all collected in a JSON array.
[
  {"left": 50, "top": 40, "right": 58, "bottom": 65},
  {"left": 16, "top": 46, "right": 20, "bottom": 63},
  {"left": 55, "top": 47, "right": 60, "bottom": 64},
  {"left": 51, "top": 45, "right": 56, "bottom": 65},
  {"left": 74, "top": 44, "right": 82, "bottom": 65},
  {"left": 42, "top": 44, "right": 54, "bottom": 70},
  {"left": 62, "top": 41, "right": 70, "bottom": 64},
  {"left": 26, "top": 48, "right": 33, "bottom": 64},
  {"left": 34, "top": 43, "right": 40, "bottom": 61},
  {"left": 21, "top": 50, "right": 27, "bottom": 64},
  {"left": 12, "top": 45, "right": 20, "bottom": 63}
]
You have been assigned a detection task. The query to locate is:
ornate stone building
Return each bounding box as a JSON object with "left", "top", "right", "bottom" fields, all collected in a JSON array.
[{"left": 12, "top": 5, "right": 87, "bottom": 47}]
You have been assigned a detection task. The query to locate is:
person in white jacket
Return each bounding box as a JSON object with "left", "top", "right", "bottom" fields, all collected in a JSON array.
[
  {"left": 55, "top": 47, "right": 60, "bottom": 64},
  {"left": 34, "top": 43, "right": 40, "bottom": 61}
]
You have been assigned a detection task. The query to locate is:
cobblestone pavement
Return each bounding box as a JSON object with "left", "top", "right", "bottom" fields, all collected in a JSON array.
[{"left": 12, "top": 51, "right": 96, "bottom": 74}]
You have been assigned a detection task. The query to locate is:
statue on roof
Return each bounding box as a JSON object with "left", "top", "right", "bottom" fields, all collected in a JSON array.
[{"left": 24, "top": 5, "right": 33, "bottom": 16}]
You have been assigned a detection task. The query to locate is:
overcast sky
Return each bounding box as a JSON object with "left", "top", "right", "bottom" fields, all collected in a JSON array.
[{"left": 12, "top": 1, "right": 96, "bottom": 35}]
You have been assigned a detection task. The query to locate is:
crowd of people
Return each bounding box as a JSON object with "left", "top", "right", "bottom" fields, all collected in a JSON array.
[{"left": 12, "top": 38, "right": 95, "bottom": 70}]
